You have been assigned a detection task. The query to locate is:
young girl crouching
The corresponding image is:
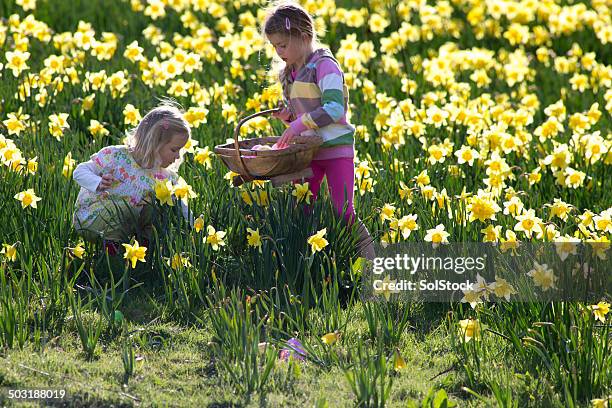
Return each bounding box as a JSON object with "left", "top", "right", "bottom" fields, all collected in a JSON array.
[{"left": 73, "top": 102, "right": 192, "bottom": 254}]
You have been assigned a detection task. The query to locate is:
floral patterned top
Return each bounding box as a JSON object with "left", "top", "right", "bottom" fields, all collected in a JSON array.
[{"left": 73, "top": 145, "right": 177, "bottom": 229}]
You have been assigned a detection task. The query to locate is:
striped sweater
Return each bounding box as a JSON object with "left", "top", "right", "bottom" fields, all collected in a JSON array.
[{"left": 281, "top": 48, "right": 355, "bottom": 160}]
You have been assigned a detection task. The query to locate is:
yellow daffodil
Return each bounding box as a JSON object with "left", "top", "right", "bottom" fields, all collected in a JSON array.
[
  {"left": 514, "top": 209, "right": 543, "bottom": 239},
  {"left": 107, "top": 71, "right": 129, "bottom": 98},
  {"left": 587, "top": 301, "right": 610, "bottom": 323},
  {"left": 503, "top": 196, "right": 524, "bottom": 217},
  {"left": 527, "top": 261, "right": 557, "bottom": 291},
  {"left": 374, "top": 274, "right": 399, "bottom": 300},
  {"left": 69, "top": 242, "right": 86, "bottom": 259},
  {"left": 206, "top": 225, "right": 226, "bottom": 251},
  {"left": 500, "top": 230, "right": 520, "bottom": 255},
  {"left": 455, "top": 145, "right": 480, "bottom": 166},
  {"left": 398, "top": 181, "right": 413, "bottom": 204},
  {"left": 224, "top": 170, "right": 240, "bottom": 186},
  {"left": 246, "top": 228, "right": 262, "bottom": 253},
  {"left": 424, "top": 224, "right": 450, "bottom": 247},
  {"left": 62, "top": 152, "right": 76, "bottom": 177},
  {"left": 393, "top": 349, "right": 407, "bottom": 371},
  {"left": 88, "top": 119, "right": 109, "bottom": 138},
  {"left": 380, "top": 203, "right": 396, "bottom": 222},
  {"left": 5, "top": 50, "right": 30, "bottom": 77},
  {"left": 481, "top": 224, "right": 502, "bottom": 242},
  {"left": 155, "top": 179, "right": 174, "bottom": 206},
  {"left": 554, "top": 235, "right": 580, "bottom": 261},
  {"left": 168, "top": 253, "right": 191, "bottom": 270},
  {"left": 123, "top": 103, "right": 141, "bottom": 126},
  {"left": 173, "top": 177, "right": 197, "bottom": 205},
  {"left": 81, "top": 94, "right": 95, "bottom": 112},
  {"left": 193, "top": 146, "right": 213, "bottom": 169},
  {"left": 392, "top": 214, "right": 419, "bottom": 239},
  {"left": 594, "top": 211, "right": 612, "bottom": 233},
  {"left": 26, "top": 157, "right": 38, "bottom": 175},
  {"left": 527, "top": 169, "right": 542, "bottom": 186},
  {"left": 468, "top": 193, "right": 501, "bottom": 222},
  {"left": 458, "top": 318, "right": 481, "bottom": 342},
  {"left": 355, "top": 160, "right": 372, "bottom": 179},
  {"left": 489, "top": 277, "right": 517, "bottom": 301},
  {"left": 461, "top": 289, "right": 483, "bottom": 309},
  {"left": 321, "top": 331, "right": 339, "bottom": 345},
  {"left": 415, "top": 170, "right": 430, "bottom": 187},
  {"left": 184, "top": 107, "right": 208, "bottom": 128},
  {"left": 590, "top": 397, "right": 611, "bottom": 408},
  {"left": 1, "top": 243, "right": 17, "bottom": 262},
  {"left": 307, "top": 228, "right": 328, "bottom": 253},
  {"left": 48, "top": 113, "right": 70, "bottom": 141},
  {"left": 123, "top": 40, "right": 144, "bottom": 63},
  {"left": 122, "top": 240, "right": 147, "bottom": 269},
  {"left": 588, "top": 236, "right": 609, "bottom": 260},
  {"left": 194, "top": 215, "right": 205, "bottom": 233},
  {"left": 144, "top": 0, "right": 166, "bottom": 20},
  {"left": 292, "top": 182, "right": 313, "bottom": 204},
  {"left": 14, "top": 188, "right": 42, "bottom": 209},
  {"left": 546, "top": 198, "right": 572, "bottom": 221},
  {"left": 357, "top": 177, "right": 375, "bottom": 196},
  {"left": 241, "top": 187, "right": 269, "bottom": 207},
  {"left": 3, "top": 112, "right": 29, "bottom": 136},
  {"left": 16, "top": 0, "right": 36, "bottom": 11}
]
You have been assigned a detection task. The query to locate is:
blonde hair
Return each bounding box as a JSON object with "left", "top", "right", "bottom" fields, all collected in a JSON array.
[
  {"left": 263, "top": 1, "right": 316, "bottom": 40},
  {"left": 261, "top": 1, "right": 324, "bottom": 81},
  {"left": 125, "top": 99, "right": 191, "bottom": 170}
]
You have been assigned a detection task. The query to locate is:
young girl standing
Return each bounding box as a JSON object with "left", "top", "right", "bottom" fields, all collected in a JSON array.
[
  {"left": 263, "top": 2, "right": 375, "bottom": 260},
  {"left": 73, "top": 102, "right": 192, "bottom": 253}
]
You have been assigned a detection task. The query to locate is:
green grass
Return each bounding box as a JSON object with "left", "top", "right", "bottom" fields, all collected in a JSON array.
[
  {"left": 0, "top": 0, "right": 610, "bottom": 406},
  {"left": 0, "top": 296, "right": 501, "bottom": 407}
]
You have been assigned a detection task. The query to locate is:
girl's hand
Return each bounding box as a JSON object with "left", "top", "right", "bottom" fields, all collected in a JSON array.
[
  {"left": 272, "top": 107, "right": 292, "bottom": 122},
  {"left": 96, "top": 173, "right": 115, "bottom": 192},
  {"left": 275, "top": 127, "right": 297, "bottom": 149}
]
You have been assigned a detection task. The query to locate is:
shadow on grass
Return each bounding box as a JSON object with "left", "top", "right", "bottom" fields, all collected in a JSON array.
[
  {"left": 409, "top": 302, "right": 453, "bottom": 338},
  {"left": 207, "top": 403, "right": 244, "bottom": 408}
]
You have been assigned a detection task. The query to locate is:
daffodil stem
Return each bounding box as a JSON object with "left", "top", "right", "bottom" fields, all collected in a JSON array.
[{"left": 484, "top": 327, "right": 511, "bottom": 341}]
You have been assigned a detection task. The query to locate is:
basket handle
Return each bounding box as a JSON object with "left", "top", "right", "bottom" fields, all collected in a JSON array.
[{"left": 233, "top": 107, "right": 282, "bottom": 179}]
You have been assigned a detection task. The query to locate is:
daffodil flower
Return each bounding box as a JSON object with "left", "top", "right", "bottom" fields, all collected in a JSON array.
[
  {"left": 292, "top": 182, "right": 313, "bottom": 204},
  {"left": 307, "top": 228, "right": 329, "bottom": 253},
  {"left": 206, "top": 225, "right": 226, "bottom": 251},
  {"left": 154, "top": 179, "right": 174, "bottom": 206},
  {"left": 321, "top": 331, "right": 339, "bottom": 345},
  {"left": 587, "top": 301, "right": 610, "bottom": 323},
  {"left": 393, "top": 349, "right": 407, "bottom": 371},
  {"left": 458, "top": 318, "right": 481, "bottom": 342},
  {"left": 122, "top": 240, "right": 147, "bottom": 269},
  {"left": 246, "top": 228, "right": 262, "bottom": 253},
  {"left": 69, "top": 242, "right": 86, "bottom": 259},
  {"left": 14, "top": 188, "right": 42, "bottom": 209},
  {"left": 1, "top": 243, "right": 17, "bottom": 262},
  {"left": 194, "top": 215, "right": 205, "bottom": 233}
]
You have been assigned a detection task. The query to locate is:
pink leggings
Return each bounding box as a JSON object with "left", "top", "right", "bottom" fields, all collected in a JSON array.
[{"left": 303, "top": 158, "right": 356, "bottom": 223}]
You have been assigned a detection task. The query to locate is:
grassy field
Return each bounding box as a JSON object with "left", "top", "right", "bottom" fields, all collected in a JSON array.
[{"left": 0, "top": 0, "right": 611, "bottom": 406}]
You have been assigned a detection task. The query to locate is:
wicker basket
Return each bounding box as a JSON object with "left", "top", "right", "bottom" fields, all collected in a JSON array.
[{"left": 214, "top": 108, "right": 323, "bottom": 180}]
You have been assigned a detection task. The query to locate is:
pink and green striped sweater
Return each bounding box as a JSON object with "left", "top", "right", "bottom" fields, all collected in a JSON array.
[{"left": 280, "top": 48, "right": 355, "bottom": 160}]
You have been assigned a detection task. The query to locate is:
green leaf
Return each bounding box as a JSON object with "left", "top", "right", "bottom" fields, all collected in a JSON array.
[
  {"left": 433, "top": 389, "right": 448, "bottom": 408},
  {"left": 351, "top": 256, "right": 366, "bottom": 277}
]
